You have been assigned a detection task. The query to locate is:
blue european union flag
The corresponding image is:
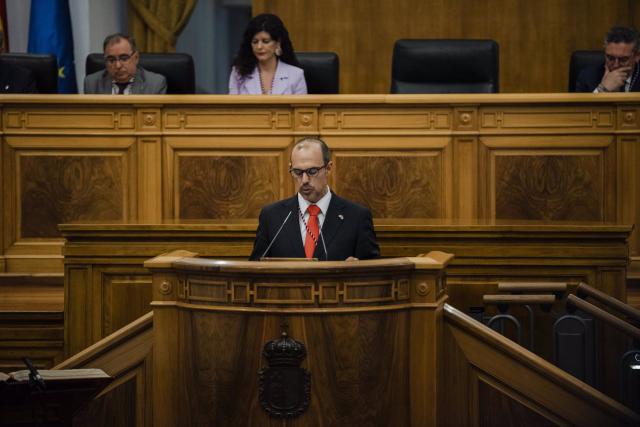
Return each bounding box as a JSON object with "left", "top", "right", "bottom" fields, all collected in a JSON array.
[{"left": 28, "top": 0, "right": 77, "bottom": 93}]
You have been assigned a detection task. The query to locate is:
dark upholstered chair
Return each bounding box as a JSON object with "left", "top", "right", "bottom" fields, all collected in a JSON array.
[
  {"left": 390, "top": 39, "right": 499, "bottom": 94},
  {"left": 568, "top": 50, "right": 603, "bottom": 92},
  {"left": 0, "top": 53, "right": 58, "bottom": 93},
  {"left": 86, "top": 52, "right": 195, "bottom": 94},
  {"left": 297, "top": 52, "right": 340, "bottom": 94}
]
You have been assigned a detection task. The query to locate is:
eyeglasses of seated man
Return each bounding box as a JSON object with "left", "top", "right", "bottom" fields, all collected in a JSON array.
[
  {"left": 604, "top": 42, "right": 639, "bottom": 71},
  {"left": 104, "top": 53, "right": 135, "bottom": 65},
  {"left": 103, "top": 38, "right": 140, "bottom": 84}
]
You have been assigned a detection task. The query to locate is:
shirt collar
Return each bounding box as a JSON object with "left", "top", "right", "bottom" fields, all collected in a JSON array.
[
  {"left": 297, "top": 187, "right": 332, "bottom": 215},
  {"left": 111, "top": 76, "right": 135, "bottom": 85}
]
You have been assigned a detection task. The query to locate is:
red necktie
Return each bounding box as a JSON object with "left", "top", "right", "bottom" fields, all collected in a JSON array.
[{"left": 304, "top": 205, "right": 320, "bottom": 259}]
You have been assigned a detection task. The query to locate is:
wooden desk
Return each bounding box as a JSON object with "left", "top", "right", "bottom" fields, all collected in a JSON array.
[
  {"left": 145, "top": 253, "right": 451, "bottom": 426},
  {"left": 60, "top": 220, "right": 631, "bottom": 359},
  {"left": 0, "top": 94, "right": 638, "bottom": 275}
]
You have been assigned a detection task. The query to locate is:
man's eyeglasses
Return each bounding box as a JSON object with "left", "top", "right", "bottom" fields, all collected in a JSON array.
[
  {"left": 289, "top": 164, "right": 327, "bottom": 178},
  {"left": 105, "top": 52, "right": 135, "bottom": 65},
  {"left": 605, "top": 54, "right": 633, "bottom": 65}
]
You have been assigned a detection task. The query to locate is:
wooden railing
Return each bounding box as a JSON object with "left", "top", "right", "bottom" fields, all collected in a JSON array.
[
  {"left": 576, "top": 282, "right": 640, "bottom": 324},
  {"left": 442, "top": 303, "right": 640, "bottom": 426},
  {"left": 54, "top": 312, "right": 153, "bottom": 427}
]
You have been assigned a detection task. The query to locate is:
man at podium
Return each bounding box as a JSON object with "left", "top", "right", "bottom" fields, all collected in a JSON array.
[{"left": 250, "top": 137, "right": 379, "bottom": 261}]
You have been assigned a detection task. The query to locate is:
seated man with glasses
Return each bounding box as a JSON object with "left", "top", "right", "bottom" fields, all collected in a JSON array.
[
  {"left": 250, "top": 137, "right": 380, "bottom": 261},
  {"left": 84, "top": 33, "right": 166, "bottom": 94},
  {"left": 576, "top": 26, "right": 640, "bottom": 93}
]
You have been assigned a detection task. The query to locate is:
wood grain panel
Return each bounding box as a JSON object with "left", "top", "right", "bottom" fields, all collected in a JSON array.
[
  {"left": 618, "top": 136, "right": 640, "bottom": 264},
  {"left": 442, "top": 305, "right": 640, "bottom": 426},
  {"left": 20, "top": 155, "right": 124, "bottom": 238},
  {"left": 254, "top": 0, "right": 634, "bottom": 93},
  {"left": 4, "top": 110, "right": 135, "bottom": 130},
  {"left": 56, "top": 312, "right": 153, "bottom": 427},
  {"left": 0, "top": 312, "right": 64, "bottom": 372},
  {"left": 477, "top": 376, "right": 561, "bottom": 426},
  {"left": 493, "top": 154, "right": 603, "bottom": 220},
  {"left": 334, "top": 153, "right": 443, "bottom": 218},
  {"left": 177, "top": 155, "right": 280, "bottom": 219},
  {"left": 72, "top": 375, "right": 137, "bottom": 427},
  {"left": 103, "top": 275, "right": 153, "bottom": 336},
  {"left": 179, "top": 301, "right": 410, "bottom": 425},
  {"left": 480, "top": 108, "right": 614, "bottom": 130}
]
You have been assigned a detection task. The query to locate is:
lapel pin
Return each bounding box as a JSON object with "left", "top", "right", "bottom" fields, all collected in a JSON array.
[{"left": 338, "top": 214, "right": 344, "bottom": 220}]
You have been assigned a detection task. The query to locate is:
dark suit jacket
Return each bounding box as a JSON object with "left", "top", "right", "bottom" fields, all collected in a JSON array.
[
  {"left": 84, "top": 66, "right": 167, "bottom": 94},
  {"left": 249, "top": 193, "right": 380, "bottom": 261},
  {"left": 0, "top": 63, "right": 37, "bottom": 93},
  {"left": 575, "top": 64, "right": 640, "bottom": 92}
]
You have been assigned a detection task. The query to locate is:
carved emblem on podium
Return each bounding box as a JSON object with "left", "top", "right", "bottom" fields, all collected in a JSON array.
[{"left": 258, "top": 324, "right": 311, "bottom": 419}]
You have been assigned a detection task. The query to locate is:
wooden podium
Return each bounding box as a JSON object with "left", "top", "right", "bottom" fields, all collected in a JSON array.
[{"left": 145, "top": 251, "right": 452, "bottom": 426}]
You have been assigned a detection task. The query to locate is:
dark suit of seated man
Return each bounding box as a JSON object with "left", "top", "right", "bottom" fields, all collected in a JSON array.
[
  {"left": 84, "top": 33, "right": 166, "bottom": 95},
  {"left": 250, "top": 137, "right": 380, "bottom": 261},
  {"left": 576, "top": 26, "right": 640, "bottom": 93}
]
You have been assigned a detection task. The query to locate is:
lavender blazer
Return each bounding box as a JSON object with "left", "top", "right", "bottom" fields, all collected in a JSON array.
[{"left": 228, "top": 60, "right": 307, "bottom": 95}]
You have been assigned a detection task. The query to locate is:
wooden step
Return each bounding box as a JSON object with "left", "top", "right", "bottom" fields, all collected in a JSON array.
[{"left": 0, "top": 273, "right": 63, "bottom": 312}]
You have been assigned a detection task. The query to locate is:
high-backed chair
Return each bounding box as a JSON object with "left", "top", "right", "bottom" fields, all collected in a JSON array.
[
  {"left": 390, "top": 39, "right": 499, "bottom": 94},
  {"left": 0, "top": 53, "right": 58, "bottom": 93},
  {"left": 297, "top": 52, "right": 340, "bottom": 94},
  {"left": 85, "top": 52, "right": 195, "bottom": 94},
  {"left": 568, "top": 50, "right": 603, "bottom": 92}
]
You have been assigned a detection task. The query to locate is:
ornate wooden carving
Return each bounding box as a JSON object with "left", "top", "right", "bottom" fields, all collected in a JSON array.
[
  {"left": 20, "top": 156, "right": 123, "bottom": 238},
  {"left": 1, "top": 96, "right": 638, "bottom": 273},
  {"left": 494, "top": 155, "right": 603, "bottom": 220},
  {"left": 258, "top": 329, "right": 311, "bottom": 419},
  {"left": 178, "top": 156, "right": 280, "bottom": 219},
  {"left": 335, "top": 154, "right": 442, "bottom": 218}
]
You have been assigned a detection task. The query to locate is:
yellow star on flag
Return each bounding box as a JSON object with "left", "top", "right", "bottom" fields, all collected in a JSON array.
[{"left": 58, "top": 66, "right": 66, "bottom": 78}]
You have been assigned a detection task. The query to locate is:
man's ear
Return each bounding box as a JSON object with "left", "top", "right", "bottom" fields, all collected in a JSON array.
[{"left": 326, "top": 160, "right": 333, "bottom": 174}]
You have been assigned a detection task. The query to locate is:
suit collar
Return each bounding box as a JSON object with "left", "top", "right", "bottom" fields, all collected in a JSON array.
[
  {"left": 271, "top": 60, "right": 290, "bottom": 94},
  {"left": 314, "top": 193, "right": 346, "bottom": 258},
  {"left": 101, "top": 67, "right": 146, "bottom": 94},
  {"left": 280, "top": 196, "right": 306, "bottom": 258},
  {"left": 245, "top": 60, "right": 290, "bottom": 94}
]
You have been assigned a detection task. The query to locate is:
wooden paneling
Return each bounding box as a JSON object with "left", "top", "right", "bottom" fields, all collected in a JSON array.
[
  {"left": 477, "top": 377, "right": 560, "bottom": 427},
  {"left": 335, "top": 151, "right": 445, "bottom": 218},
  {"left": 254, "top": 0, "right": 638, "bottom": 93},
  {"left": 442, "top": 304, "right": 640, "bottom": 426},
  {"left": 178, "top": 155, "right": 280, "bottom": 219},
  {"left": 1, "top": 95, "right": 638, "bottom": 274},
  {"left": 0, "top": 274, "right": 64, "bottom": 372},
  {"left": 493, "top": 154, "right": 604, "bottom": 220},
  {"left": 147, "top": 255, "right": 447, "bottom": 426},
  {"left": 60, "top": 220, "right": 631, "bottom": 370},
  {"left": 20, "top": 155, "right": 124, "bottom": 238},
  {"left": 56, "top": 312, "right": 153, "bottom": 427}
]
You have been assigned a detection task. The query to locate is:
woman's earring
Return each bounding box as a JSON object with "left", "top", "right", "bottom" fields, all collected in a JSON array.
[{"left": 275, "top": 47, "right": 282, "bottom": 57}]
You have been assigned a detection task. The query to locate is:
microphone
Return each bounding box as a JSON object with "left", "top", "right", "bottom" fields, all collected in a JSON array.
[
  {"left": 260, "top": 211, "right": 293, "bottom": 259},
  {"left": 318, "top": 226, "right": 329, "bottom": 261},
  {"left": 23, "top": 357, "right": 46, "bottom": 390}
]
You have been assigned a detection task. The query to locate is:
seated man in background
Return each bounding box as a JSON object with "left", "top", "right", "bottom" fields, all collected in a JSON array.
[
  {"left": 84, "top": 33, "right": 166, "bottom": 94},
  {"left": 0, "top": 32, "right": 37, "bottom": 93},
  {"left": 576, "top": 26, "right": 640, "bottom": 93},
  {"left": 250, "top": 137, "right": 379, "bottom": 261}
]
